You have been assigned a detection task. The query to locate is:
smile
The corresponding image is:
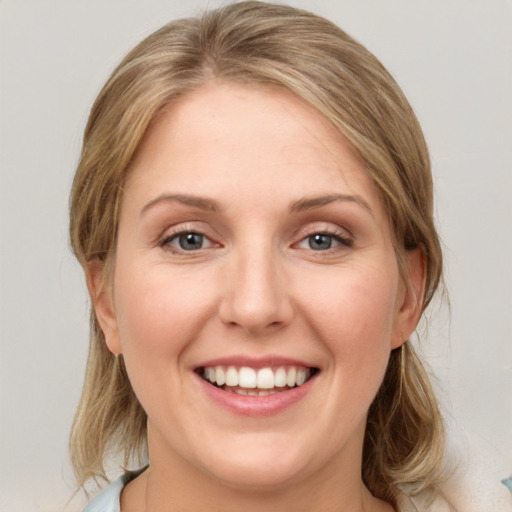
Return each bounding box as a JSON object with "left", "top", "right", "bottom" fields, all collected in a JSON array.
[{"left": 198, "top": 365, "right": 318, "bottom": 396}]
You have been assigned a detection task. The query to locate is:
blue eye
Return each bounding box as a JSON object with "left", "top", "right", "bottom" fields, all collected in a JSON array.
[
  {"left": 163, "top": 232, "right": 209, "bottom": 251},
  {"left": 297, "top": 232, "right": 352, "bottom": 251},
  {"left": 308, "top": 234, "right": 335, "bottom": 250},
  {"left": 178, "top": 232, "right": 204, "bottom": 250}
]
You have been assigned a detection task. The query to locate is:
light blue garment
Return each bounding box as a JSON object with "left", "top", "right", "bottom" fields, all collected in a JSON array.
[{"left": 83, "top": 469, "right": 146, "bottom": 512}]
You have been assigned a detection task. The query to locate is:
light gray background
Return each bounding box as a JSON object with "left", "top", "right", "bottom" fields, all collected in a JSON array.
[{"left": 1, "top": 1, "right": 511, "bottom": 510}]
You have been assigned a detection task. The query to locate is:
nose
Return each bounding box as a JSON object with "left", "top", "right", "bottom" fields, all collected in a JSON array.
[{"left": 219, "top": 246, "right": 294, "bottom": 335}]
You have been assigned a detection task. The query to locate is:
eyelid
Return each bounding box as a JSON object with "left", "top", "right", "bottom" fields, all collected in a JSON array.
[
  {"left": 295, "top": 234, "right": 351, "bottom": 251},
  {"left": 163, "top": 232, "right": 215, "bottom": 250},
  {"left": 158, "top": 222, "right": 221, "bottom": 251},
  {"left": 292, "top": 222, "right": 353, "bottom": 247}
]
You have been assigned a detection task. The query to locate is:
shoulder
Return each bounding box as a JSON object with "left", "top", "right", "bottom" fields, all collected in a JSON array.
[
  {"left": 399, "top": 490, "right": 453, "bottom": 512},
  {"left": 402, "top": 493, "right": 456, "bottom": 512},
  {"left": 438, "top": 467, "right": 512, "bottom": 512},
  {"left": 82, "top": 477, "right": 125, "bottom": 512},
  {"left": 82, "top": 469, "right": 146, "bottom": 512},
  {"left": 399, "top": 471, "right": 512, "bottom": 512}
]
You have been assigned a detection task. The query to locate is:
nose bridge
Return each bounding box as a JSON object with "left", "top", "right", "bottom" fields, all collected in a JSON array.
[{"left": 220, "top": 238, "right": 293, "bottom": 333}]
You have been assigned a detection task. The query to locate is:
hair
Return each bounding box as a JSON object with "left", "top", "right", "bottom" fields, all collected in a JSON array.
[{"left": 69, "top": 1, "right": 446, "bottom": 506}]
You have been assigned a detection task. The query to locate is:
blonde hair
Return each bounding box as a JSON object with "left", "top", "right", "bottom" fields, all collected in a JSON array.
[{"left": 69, "top": 1, "right": 445, "bottom": 505}]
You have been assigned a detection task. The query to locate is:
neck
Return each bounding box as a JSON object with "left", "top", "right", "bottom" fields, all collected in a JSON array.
[
  {"left": 124, "top": 428, "right": 394, "bottom": 512},
  {"left": 142, "top": 467, "right": 382, "bottom": 512}
]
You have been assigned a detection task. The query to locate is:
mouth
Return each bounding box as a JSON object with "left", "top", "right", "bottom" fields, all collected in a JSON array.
[{"left": 196, "top": 365, "right": 320, "bottom": 396}]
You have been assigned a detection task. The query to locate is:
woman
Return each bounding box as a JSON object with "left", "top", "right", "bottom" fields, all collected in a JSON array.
[{"left": 69, "top": 2, "right": 451, "bottom": 510}]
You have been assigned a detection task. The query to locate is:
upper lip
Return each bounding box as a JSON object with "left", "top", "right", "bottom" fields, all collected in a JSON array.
[{"left": 195, "top": 355, "right": 319, "bottom": 370}]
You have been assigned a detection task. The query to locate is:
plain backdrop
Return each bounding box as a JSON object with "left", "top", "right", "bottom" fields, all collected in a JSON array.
[{"left": 0, "top": 1, "right": 511, "bottom": 510}]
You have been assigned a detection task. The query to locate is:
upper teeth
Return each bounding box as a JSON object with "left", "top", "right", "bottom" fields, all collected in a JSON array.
[{"left": 203, "top": 366, "right": 311, "bottom": 389}]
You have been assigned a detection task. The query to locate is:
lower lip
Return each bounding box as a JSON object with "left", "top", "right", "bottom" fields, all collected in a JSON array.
[{"left": 194, "top": 372, "right": 317, "bottom": 417}]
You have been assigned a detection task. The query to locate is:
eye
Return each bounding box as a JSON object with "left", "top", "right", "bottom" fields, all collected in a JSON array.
[
  {"left": 297, "top": 232, "right": 352, "bottom": 251},
  {"left": 162, "top": 231, "right": 214, "bottom": 251},
  {"left": 307, "top": 233, "right": 335, "bottom": 251}
]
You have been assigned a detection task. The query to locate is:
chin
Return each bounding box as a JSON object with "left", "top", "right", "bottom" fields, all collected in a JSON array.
[
  {"left": 207, "top": 456, "right": 309, "bottom": 491},
  {"left": 188, "top": 432, "right": 315, "bottom": 491}
]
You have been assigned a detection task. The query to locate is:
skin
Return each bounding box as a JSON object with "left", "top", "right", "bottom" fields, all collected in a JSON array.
[{"left": 89, "top": 82, "right": 424, "bottom": 512}]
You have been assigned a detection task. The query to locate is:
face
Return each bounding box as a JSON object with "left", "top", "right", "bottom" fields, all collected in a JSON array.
[{"left": 92, "top": 82, "right": 422, "bottom": 491}]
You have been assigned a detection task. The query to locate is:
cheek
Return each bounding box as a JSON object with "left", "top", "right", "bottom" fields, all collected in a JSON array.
[
  {"left": 288, "top": 263, "right": 400, "bottom": 449},
  {"left": 300, "top": 263, "right": 399, "bottom": 370},
  {"left": 112, "top": 264, "right": 218, "bottom": 365},
  {"left": 110, "top": 263, "right": 222, "bottom": 425}
]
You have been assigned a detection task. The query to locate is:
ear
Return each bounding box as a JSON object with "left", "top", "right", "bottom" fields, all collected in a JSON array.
[
  {"left": 86, "top": 259, "right": 122, "bottom": 355},
  {"left": 391, "top": 248, "right": 426, "bottom": 349}
]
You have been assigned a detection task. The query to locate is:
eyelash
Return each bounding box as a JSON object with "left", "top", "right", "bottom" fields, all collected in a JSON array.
[
  {"left": 158, "top": 225, "right": 353, "bottom": 254},
  {"left": 294, "top": 228, "right": 353, "bottom": 253},
  {"left": 159, "top": 225, "right": 217, "bottom": 253}
]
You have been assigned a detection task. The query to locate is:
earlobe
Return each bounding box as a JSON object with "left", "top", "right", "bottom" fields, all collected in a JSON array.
[
  {"left": 392, "top": 248, "right": 426, "bottom": 349},
  {"left": 86, "top": 259, "right": 122, "bottom": 355}
]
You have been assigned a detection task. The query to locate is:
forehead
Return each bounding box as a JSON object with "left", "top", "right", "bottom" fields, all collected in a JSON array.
[{"left": 125, "top": 81, "right": 384, "bottom": 218}]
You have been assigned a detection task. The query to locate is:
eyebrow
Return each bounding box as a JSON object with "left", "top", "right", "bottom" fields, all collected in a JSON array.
[
  {"left": 140, "top": 193, "right": 222, "bottom": 216},
  {"left": 290, "top": 194, "right": 373, "bottom": 215},
  {"left": 140, "top": 192, "right": 372, "bottom": 217}
]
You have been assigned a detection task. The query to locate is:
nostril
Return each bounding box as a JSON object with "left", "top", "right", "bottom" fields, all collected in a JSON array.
[{"left": 218, "top": 266, "right": 294, "bottom": 333}]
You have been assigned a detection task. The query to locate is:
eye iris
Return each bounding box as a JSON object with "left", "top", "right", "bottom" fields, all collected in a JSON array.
[
  {"left": 179, "top": 233, "right": 203, "bottom": 250},
  {"left": 308, "top": 234, "right": 332, "bottom": 250}
]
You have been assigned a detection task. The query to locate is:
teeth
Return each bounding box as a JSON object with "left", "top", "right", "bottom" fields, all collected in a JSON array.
[
  {"left": 225, "top": 366, "right": 238, "bottom": 386},
  {"left": 257, "top": 368, "right": 274, "bottom": 389},
  {"left": 297, "top": 368, "right": 307, "bottom": 386},
  {"left": 206, "top": 367, "right": 216, "bottom": 382},
  {"left": 215, "top": 367, "right": 225, "bottom": 386},
  {"left": 239, "top": 367, "right": 257, "bottom": 388},
  {"left": 286, "top": 367, "right": 297, "bottom": 387},
  {"left": 274, "top": 367, "right": 287, "bottom": 387},
  {"left": 202, "top": 365, "right": 314, "bottom": 390}
]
